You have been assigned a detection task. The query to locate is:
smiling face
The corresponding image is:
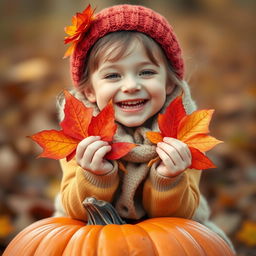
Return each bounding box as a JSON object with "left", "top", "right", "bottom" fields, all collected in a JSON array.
[{"left": 84, "top": 34, "right": 174, "bottom": 127}]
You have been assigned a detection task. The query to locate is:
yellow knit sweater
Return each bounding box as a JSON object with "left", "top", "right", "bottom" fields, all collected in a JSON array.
[{"left": 60, "top": 158, "right": 201, "bottom": 221}]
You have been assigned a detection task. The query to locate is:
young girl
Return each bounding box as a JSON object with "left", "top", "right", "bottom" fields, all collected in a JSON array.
[{"left": 55, "top": 4, "right": 233, "bottom": 249}]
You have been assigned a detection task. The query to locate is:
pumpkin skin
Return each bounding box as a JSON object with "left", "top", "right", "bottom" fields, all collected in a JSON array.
[
  {"left": 3, "top": 216, "right": 234, "bottom": 256},
  {"left": 3, "top": 198, "right": 234, "bottom": 256}
]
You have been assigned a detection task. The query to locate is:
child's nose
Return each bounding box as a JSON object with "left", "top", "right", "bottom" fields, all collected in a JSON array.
[{"left": 121, "top": 76, "right": 141, "bottom": 93}]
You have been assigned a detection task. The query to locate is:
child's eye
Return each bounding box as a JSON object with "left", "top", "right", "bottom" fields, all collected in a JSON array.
[
  {"left": 139, "top": 70, "right": 156, "bottom": 76},
  {"left": 104, "top": 73, "right": 121, "bottom": 79}
]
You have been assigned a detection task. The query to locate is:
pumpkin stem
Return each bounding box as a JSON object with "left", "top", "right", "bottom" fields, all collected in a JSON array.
[{"left": 83, "top": 197, "right": 126, "bottom": 225}]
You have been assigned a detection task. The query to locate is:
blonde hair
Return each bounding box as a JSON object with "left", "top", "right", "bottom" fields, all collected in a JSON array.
[{"left": 77, "top": 31, "right": 183, "bottom": 92}]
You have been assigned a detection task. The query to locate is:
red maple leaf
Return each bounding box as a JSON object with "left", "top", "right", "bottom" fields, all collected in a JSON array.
[
  {"left": 146, "top": 96, "right": 222, "bottom": 170},
  {"left": 29, "top": 90, "right": 135, "bottom": 162}
]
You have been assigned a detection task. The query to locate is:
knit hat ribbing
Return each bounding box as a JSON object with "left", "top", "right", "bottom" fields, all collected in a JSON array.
[{"left": 71, "top": 4, "right": 184, "bottom": 87}]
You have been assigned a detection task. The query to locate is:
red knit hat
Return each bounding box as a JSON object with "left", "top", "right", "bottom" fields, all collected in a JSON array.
[{"left": 69, "top": 4, "right": 184, "bottom": 87}]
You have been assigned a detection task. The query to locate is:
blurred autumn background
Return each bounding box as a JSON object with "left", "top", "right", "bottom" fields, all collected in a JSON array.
[{"left": 0, "top": 0, "right": 255, "bottom": 255}]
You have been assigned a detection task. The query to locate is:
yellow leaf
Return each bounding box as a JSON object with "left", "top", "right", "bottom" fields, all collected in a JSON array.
[
  {"left": 185, "top": 134, "right": 223, "bottom": 152},
  {"left": 177, "top": 109, "right": 214, "bottom": 142}
]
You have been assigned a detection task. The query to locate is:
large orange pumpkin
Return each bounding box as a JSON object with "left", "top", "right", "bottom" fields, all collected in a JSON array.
[{"left": 3, "top": 197, "right": 234, "bottom": 256}]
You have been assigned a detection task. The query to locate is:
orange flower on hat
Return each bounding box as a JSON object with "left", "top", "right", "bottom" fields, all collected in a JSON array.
[{"left": 64, "top": 5, "right": 95, "bottom": 58}]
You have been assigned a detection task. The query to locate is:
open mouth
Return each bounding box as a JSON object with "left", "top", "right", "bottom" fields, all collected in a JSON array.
[{"left": 116, "top": 99, "right": 148, "bottom": 110}]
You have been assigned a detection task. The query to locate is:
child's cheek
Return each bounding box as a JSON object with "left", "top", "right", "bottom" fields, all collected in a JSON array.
[{"left": 96, "top": 96, "right": 112, "bottom": 111}]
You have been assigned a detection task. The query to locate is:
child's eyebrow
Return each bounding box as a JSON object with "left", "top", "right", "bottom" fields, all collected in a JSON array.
[
  {"left": 98, "top": 64, "right": 120, "bottom": 73},
  {"left": 98, "top": 61, "right": 159, "bottom": 73},
  {"left": 137, "top": 61, "right": 159, "bottom": 67}
]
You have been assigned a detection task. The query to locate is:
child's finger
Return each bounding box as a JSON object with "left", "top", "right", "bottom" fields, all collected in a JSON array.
[
  {"left": 91, "top": 145, "right": 112, "bottom": 170},
  {"left": 80, "top": 140, "right": 108, "bottom": 168},
  {"left": 76, "top": 136, "right": 100, "bottom": 160},
  {"left": 163, "top": 137, "right": 191, "bottom": 160},
  {"left": 156, "top": 147, "right": 176, "bottom": 172},
  {"left": 157, "top": 142, "right": 183, "bottom": 164},
  {"left": 168, "top": 140, "right": 191, "bottom": 165}
]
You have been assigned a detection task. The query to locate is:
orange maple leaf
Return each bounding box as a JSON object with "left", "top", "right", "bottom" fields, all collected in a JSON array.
[
  {"left": 29, "top": 130, "right": 79, "bottom": 160},
  {"left": 146, "top": 95, "right": 223, "bottom": 170},
  {"left": 64, "top": 5, "right": 95, "bottom": 58},
  {"left": 30, "top": 90, "right": 135, "bottom": 162}
]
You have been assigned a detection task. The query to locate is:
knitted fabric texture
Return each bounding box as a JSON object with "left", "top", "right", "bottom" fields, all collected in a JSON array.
[{"left": 71, "top": 4, "right": 184, "bottom": 87}]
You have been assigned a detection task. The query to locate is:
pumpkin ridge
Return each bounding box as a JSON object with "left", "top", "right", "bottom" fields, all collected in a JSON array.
[
  {"left": 12, "top": 223, "right": 65, "bottom": 255},
  {"left": 119, "top": 225, "right": 131, "bottom": 254},
  {"left": 5, "top": 223, "right": 60, "bottom": 255},
  {"left": 153, "top": 221, "right": 207, "bottom": 256},
  {"left": 138, "top": 221, "right": 187, "bottom": 255},
  {"left": 34, "top": 225, "right": 80, "bottom": 256},
  {"left": 148, "top": 221, "right": 188, "bottom": 255},
  {"left": 96, "top": 224, "right": 129, "bottom": 255},
  {"left": 134, "top": 223, "right": 160, "bottom": 256},
  {"left": 62, "top": 226, "right": 92, "bottom": 256},
  {"left": 169, "top": 225, "right": 207, "bottom": 256},
  {"left": 85, "top": 226, "right": 103, "bottom": 255},
  {"left": 119, "top": 224, "right": 157, "bottom": 256},
  {"left": 180, "top": 222, "right": 233, "bottom": 256},
  {"left": 175, "top": 226, "right": 207, "bottom": 256}
]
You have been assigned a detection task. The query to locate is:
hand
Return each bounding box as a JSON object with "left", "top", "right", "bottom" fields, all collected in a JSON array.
[
  {"left": 156, "top": 137, "right": 191, "bottom": 177},
  {"left": 76, "top": 136, "right": 113, "bottom": 175}
]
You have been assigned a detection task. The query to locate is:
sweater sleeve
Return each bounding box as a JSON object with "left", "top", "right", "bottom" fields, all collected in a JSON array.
[
  {"left": 142, "top": 163, "right": 201, "bottom": 219},
  {"left": 59, "top": 158, "right": 119, "bottom": 221}
]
